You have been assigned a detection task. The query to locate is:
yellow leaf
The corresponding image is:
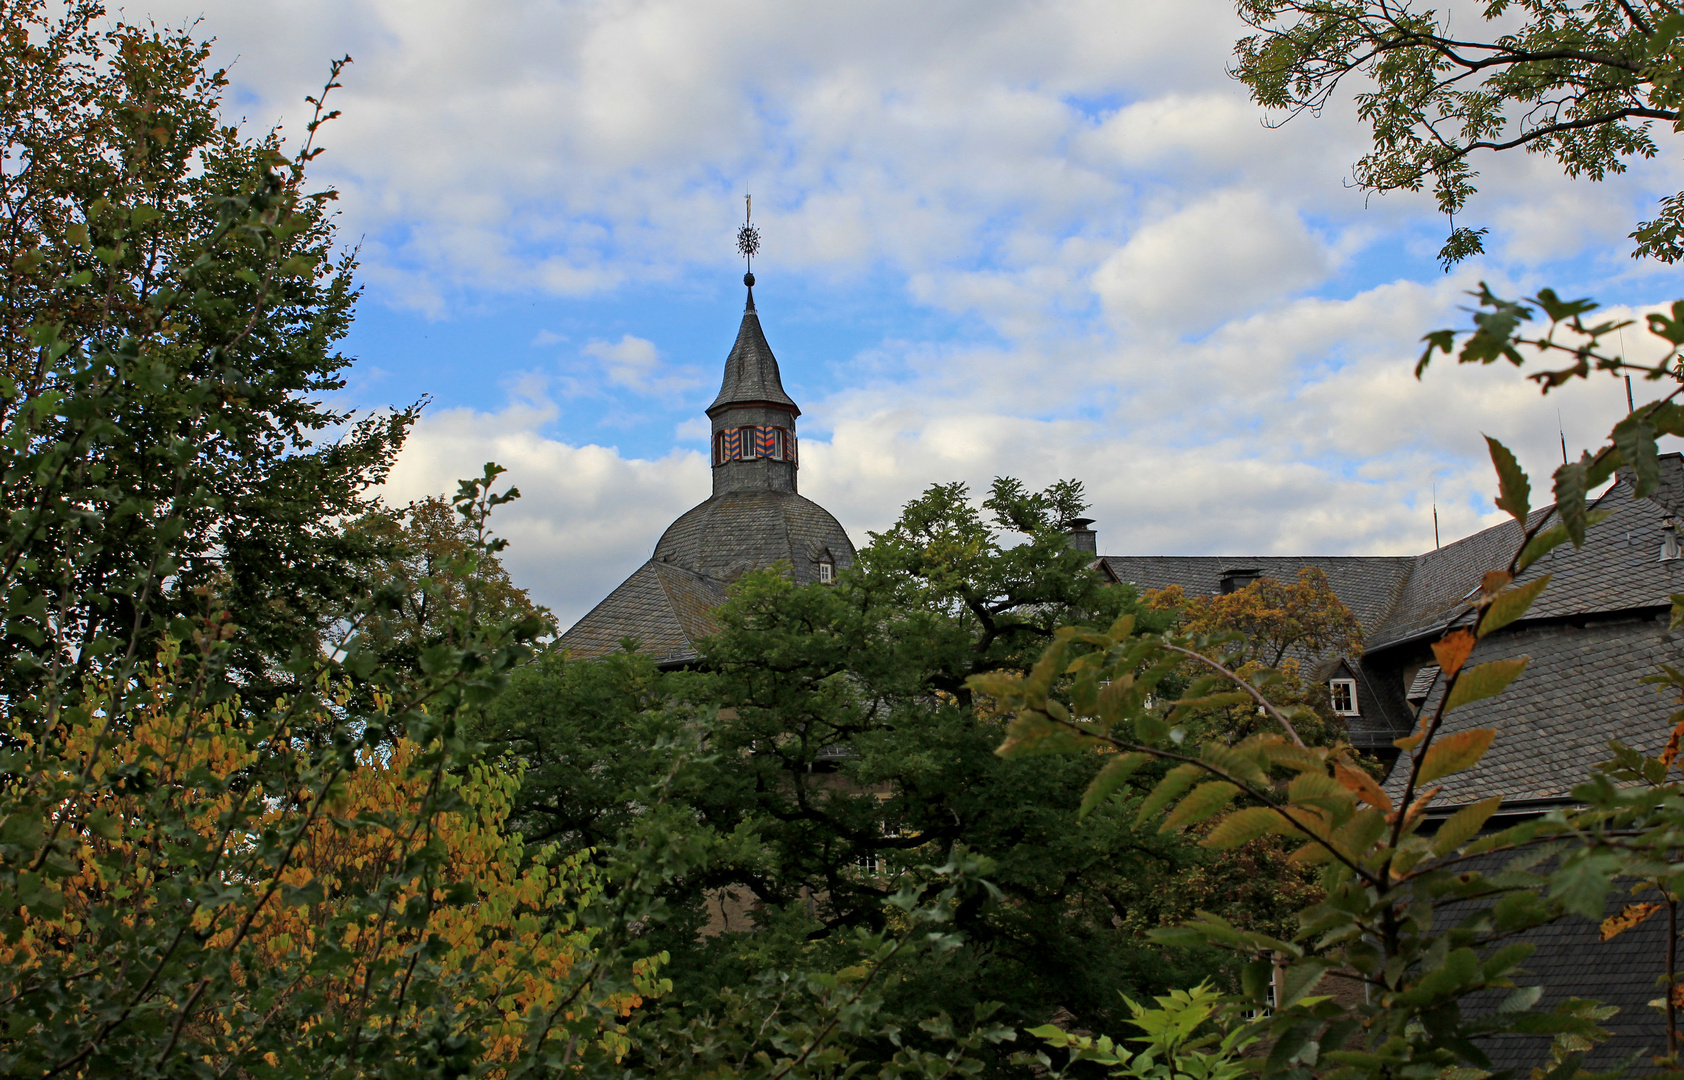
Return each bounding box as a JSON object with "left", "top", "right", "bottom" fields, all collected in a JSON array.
[
  {"left": 1333, "top": 763, "right": 1392, "bottom": 813},
  {"left": 1479, "top": 575, "right": 1550, "bottom": 638},
  {"left": 1429, "top": 797, "right": 1502, "bottom": 857},
  {"left": 1160, "top": 781, "right": 1240, "bottom": 833},
  {"left": 1417, "top": 729, "right": 1496, "bottom": 784},
  {"left": 1202, "top": 806, "right": 1292, "bottom": 850},
  {"left": 1432, "top": 629, "right": 1476, "bottom": 678},
  {"left": 1601, "top": 902, "right": 1665, "bottom": 942}
]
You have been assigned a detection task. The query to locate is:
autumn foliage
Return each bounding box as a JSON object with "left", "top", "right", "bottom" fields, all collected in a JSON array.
[{"left": 0, "top": 645, "right": 657, "bottom": 1077}]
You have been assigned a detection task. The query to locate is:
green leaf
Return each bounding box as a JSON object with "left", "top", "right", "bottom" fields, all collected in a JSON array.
[
  {"left": 1613, "top": 417, "right": 1660, "bottom": 497},
  {"left": 1135, "top": 763, "right": 1202, "bottom": 827},
  {"left": 1203, "top": 806, "right": 1290, "bottom": 849},
  {"left": 1517, "top": 511, "right": 1611, "bottom": 571},
  {"left": 1445, "top": 658, "right": 1528, "bottom": 712},
  {"left": 1430, "top": 797, "right": 1502, "bottom": 856},
  {"left": 1553, "top": 459, "right": 1589, "bottom": 546},
  {"left": 1418, "top": 329, "right": 1457, "bottom": 376},
  {"left": 1486, "top": 436, "right": 1530, "bottom": 522},
  {"left": 1418, "top": 728, "right": 1497, "bottom": 784},
  {"left": 1479, "top": 575, "right": 1550, "bottom": 637},
  {"left": 1671, "top": 592, "right": 1684, "bottom": 632},
  {"left": 1200, "top": 741, "right": 1269, "bottom": 788},
  {"left": 1159, "top": 780, "right": 1240, "bottom": 833},
  {"left": 1079, "top": 752, "right": 1149, "bottom": 819}
]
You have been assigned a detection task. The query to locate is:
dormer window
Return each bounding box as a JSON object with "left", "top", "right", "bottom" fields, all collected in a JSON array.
[
  {"left": 817, "top": 559, "right": 834, "bottom": 583},
  {"left": 1329, "top": 678, "right": 1358, "bottom": 716}
]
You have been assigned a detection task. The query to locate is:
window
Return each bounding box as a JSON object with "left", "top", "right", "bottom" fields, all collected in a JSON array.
[
  {"left": 855, "top": 852, "right": 880, "bottom": 875},
  {"left": 739, "top": 426, "right": 758, "bottom": 458},
  {"left": 817, "top": 559, "right": 834, "bottom": 583},
  {"left": 1329, "top": 678, "right": 1358, "bottom": 716}
]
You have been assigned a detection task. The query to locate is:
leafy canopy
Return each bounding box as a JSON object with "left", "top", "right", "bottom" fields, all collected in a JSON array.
[{"left": 1233, "top": 0, "right": 1684, "bottom": 266}]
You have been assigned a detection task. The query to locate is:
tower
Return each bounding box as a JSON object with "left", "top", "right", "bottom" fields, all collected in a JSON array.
[{"left": 557, "top": 211, "right": 857, "bottom": 664}]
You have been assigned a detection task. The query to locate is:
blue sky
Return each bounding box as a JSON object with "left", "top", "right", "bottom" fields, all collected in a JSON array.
[{"left": 156, "top": 0, "right": 1684, "bottom": 625}]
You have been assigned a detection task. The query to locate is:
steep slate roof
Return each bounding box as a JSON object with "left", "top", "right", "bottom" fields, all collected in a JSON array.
[
  {"left": 1367, "top": 465, "right": 1684, "bottom": 649},
  {"left": 557, "top": 561, "right": 727, "bottom": 665},
  {"left": 1383, "top": 613, "right": 1677, "bottom": 804},
  {"left": 1100, "top": 456, "right": 1684, "bottom": 795},
  {"left": 558, "top": 282, "right": 856, "bottom": 667},
  {"left": 707, "top": 290, "right": 798, "bottom": 416},
  {"left": 1456, "top": 867, "right": 1671, "bottom": 1073}
]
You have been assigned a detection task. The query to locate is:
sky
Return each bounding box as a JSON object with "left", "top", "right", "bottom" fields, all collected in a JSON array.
[{"left": 147, "top": 0, "right": 1684, "bottom": 627}]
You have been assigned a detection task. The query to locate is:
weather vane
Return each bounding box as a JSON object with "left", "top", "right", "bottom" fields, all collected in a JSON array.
[{"left": 736, "top": 192, "right": 760, "bottom": 285}]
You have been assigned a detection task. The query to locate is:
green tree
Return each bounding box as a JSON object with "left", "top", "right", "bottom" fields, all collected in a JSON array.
[
  {"left": 352, "top": 495, "right": 553, "bottom": 672},
  {"left": 1232, "top": 0, "right": 1684, "bottom": 266},
  {"left": 0, "top": 0, "right": 413, "bottom": 710},
  {"left": 484, "top": 479, "right": 1275, "bottom": 1059},
  {"left": 0, "top": 8, "right": 1014, "bottom": 1078}
]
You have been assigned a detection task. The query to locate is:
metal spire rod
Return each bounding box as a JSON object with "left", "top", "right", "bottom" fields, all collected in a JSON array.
[{"left": 737, "top": 192, "right": 761, "bottom": 283}]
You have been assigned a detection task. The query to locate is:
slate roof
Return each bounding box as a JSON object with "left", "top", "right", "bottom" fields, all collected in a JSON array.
[
  {"left": 1101, "top": 457, "right": 1684, "bottom": 652},
  {"left": 1453, "top": 868, "right": 1671, "bottom": 1074},
  {"left": 707, "top": 289, "right": 798, "bottom": 416},
  {"left": 653, "top": 489, "right": 856, "bottom": 587},
  {"left": 558, "top": 285, "right": 856, "bottom": 667},
  {"left": 1380, "top": 613, "right": 1679, "bottom": 805},
  {"left": 1367, "top": 463, "right": 1684, "bottom": 650},
  {"left": 555, "top": 561, "right": 727, "bottom": 665},
  {"left": 1098, "top": 556, "right": 1415, "bottom": 633},
  {"left": 1100, "top": 456, "right": 1684, "bottom": 788}
]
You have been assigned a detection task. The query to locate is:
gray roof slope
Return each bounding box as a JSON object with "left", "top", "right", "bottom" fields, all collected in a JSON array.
[
  {"left": 654, "top": 489, "right": 855, "bottom": 587},
  {"left": 1100, "top": 455, "right": 1684, "bottom": 653},
  {"left": 707, "top": 291, "right": 798, "bottom": 416},
  {"left": 1367, "top": 459, "right": 1684, "bottom": 649},
  {"left": 1451, "top": 869, "right": 1671, "bottom": 1074},
  {"left": 556, "top": 561, "right": 726, "bottom": 666},
  {"left": 1381, "top": 613, "right": 1678, "bottom": 805},
  {"left": 1097, "top": 556, "right": 1415, "bottom": 633}
]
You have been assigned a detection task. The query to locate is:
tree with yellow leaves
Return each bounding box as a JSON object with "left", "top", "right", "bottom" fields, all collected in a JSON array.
[{"left": 0, "top": 635, "right": 662, "bottom": 1079}]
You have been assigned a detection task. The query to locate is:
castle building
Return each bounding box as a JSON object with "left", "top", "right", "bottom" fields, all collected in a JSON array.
[
  {"left": 556, "top": 260, "right": 1684, "bottom": 1069},
  {"left": 557, "top": 273, "right": 856, "bottom": 665}
]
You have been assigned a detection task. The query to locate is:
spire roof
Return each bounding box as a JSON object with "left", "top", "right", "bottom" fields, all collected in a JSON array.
[{"left": 707, "top": 285, "right": 799, "bottom": 417}]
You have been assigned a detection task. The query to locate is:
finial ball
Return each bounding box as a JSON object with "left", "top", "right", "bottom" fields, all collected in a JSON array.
[{"left": 744, "top": 271, "right": 755, "bottom": 287}]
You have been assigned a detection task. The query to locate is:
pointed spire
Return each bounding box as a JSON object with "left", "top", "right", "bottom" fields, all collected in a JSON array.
[
  {"left": 707, "top": 284, "right": 798, "bottom": 417},
  {"left": 711, "top": 194, "right": 797, "bottom": 417}
]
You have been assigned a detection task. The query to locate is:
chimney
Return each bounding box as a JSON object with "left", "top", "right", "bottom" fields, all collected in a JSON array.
[{"left": 1064, "top": 517, "right": 1097, "bottom": 555}]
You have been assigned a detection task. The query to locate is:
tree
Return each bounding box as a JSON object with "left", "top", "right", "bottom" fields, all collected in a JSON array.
[
  {"left": 351, "top": 495, "right": 553, "bottom": 673},
  {"left": 0, "top": 8, "right": 1013, "bottom": 1078},
  {"left": 1145, "top": 567, "right": 1364, "bottom": 748},
  {"left": 483, "top": 479, "right": 1287, "bottom": 1059},
  {"left": 0, "top": 1, "right": 413, "bottom": 709},
  {"left": 1232, "top": 0, "right": 1684, "bottom": 266},
  {"left": 0, "top": 649, "right": 654, "bottom": 1079}
]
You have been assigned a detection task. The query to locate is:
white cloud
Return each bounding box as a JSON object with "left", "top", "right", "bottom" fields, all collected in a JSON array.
[
  {"left": 1093, "top": 190, "right": 1332, "bottom": 332},
  {"left": 129, "top": 0, "right": 1684, "bottom": 629},
  {"left": 578, "top": 334, "right": 701, "bottom": 395},
  {"left": 382, "top": 396, "right": 707, "bottom": 622}
]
